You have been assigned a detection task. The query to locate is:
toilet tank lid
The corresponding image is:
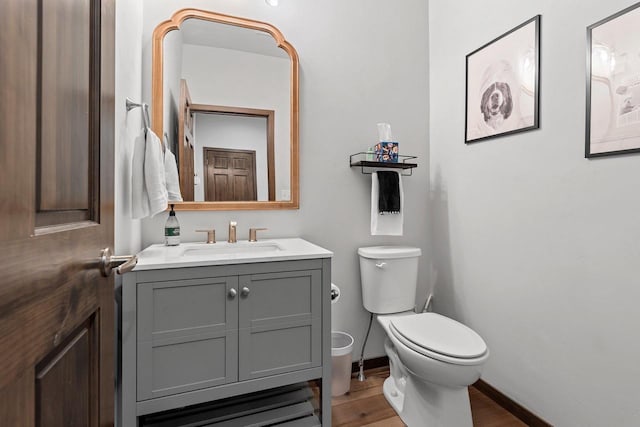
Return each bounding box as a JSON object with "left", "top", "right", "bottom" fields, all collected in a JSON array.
[{"left": 358, "top": 246, "right": 422, "bottom": 259}]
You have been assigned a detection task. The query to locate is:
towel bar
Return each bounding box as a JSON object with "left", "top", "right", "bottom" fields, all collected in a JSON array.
[{"left": 126, "top": 97, "right": 151, "bottom": 130}]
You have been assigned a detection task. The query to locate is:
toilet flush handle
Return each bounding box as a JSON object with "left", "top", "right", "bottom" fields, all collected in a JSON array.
[{"left": 375, "top": 262, "right": 386, "bottom": 269}]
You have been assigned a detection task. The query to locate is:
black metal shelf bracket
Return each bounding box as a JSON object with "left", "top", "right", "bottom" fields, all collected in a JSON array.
[{"left": 349, "top": 152, "right": 418, "bottom": 176}]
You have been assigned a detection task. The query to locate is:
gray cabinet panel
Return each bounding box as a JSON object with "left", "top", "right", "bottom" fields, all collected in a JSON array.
[
  {"left": 246, "top": 325, "right": 312, "bottom": 373},
  {"left": 135, "top": 259, "right": 324, "bottom": 284},
  {"left": 137, "top": 276, "right": 239, "bottom": 400},
  {"left": 152, "top": 281, "right": 230, "bottom": 333},
  {"left": 242, "top": 274, "right": 312, "bottom": 321},
  {"left": 146, "top": 335, "right": 237, "bottom": 397},
  {"left": 238, "top": 270, "right": 322, "bottom": 381}
]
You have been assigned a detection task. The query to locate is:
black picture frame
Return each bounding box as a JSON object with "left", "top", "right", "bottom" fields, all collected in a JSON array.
[
  {"left": 586, "top": 2, "right": 640, "bottom": 158},
  {"left": 465, "top": 15, "right": 540, "bottom": 144}
]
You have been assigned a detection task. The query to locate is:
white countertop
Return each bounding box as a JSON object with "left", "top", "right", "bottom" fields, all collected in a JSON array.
[{"left": 133, "top": 238, "right": 333, "bottom": 271}]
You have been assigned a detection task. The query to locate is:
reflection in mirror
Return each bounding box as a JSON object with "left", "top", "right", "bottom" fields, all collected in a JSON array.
[
  {"left": 191, "top": 104, "right": 275, "bottom": 202},
  {"left": 152, "top": 9, "right": 298, "bottom": 210}
]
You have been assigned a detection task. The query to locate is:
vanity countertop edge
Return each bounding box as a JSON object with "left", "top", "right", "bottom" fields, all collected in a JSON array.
[{"left": 132, "top": 237, "right": 333, "bottom": 271}]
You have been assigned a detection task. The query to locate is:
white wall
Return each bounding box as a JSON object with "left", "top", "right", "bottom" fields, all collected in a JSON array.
[
  {"left": 114, "top": 3, "right": 143, "bottom": 424},
  {"left": 114, "top": 0, "right": 143, "bottom": 255},
  {"left": 140, "top": 0, "right": 430, "bottom": 360},
  {"left": 194, "top": 114, "right": 269, "bottom": 201},
  {"left": 429, "top": 1, "right": 640, "bottom": 425},
  {"left": 181, "top": 44, "right": 290, "bottom": 199}
]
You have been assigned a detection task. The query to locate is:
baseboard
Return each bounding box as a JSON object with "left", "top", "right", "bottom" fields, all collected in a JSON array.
[
  {"left": 473, "top": 379, "right": 552, "bottom": 427},
  {"left": 350, "top": 356, "right": 389, "bottom": 373}
]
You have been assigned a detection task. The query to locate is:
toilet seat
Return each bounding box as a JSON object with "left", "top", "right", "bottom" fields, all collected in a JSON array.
[{"left": 389, "top": 313, "right": 488, "bottom": 366}]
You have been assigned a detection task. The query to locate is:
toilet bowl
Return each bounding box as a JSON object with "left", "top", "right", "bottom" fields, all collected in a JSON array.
[
  {"left": 358, "top": 246, "right": 489, "bottom": 427},
  {"left": 381, "top": 312, "right": 488, "bottom": 388}
]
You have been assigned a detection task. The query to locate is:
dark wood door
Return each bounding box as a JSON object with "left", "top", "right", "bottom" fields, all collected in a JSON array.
[
  {"left": 179, "top": 79, "right": 195, "bottom": 201},
  {"left": 204, "top": 148, "right": 258, "bottom": 201},
  {"left": 0, "top": 0, "right": 115, "bottom": 426}
]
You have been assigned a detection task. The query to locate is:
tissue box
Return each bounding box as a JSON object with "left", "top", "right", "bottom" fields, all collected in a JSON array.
[{"left": 374, "top": 141, "right": 399, "bottom": 162}]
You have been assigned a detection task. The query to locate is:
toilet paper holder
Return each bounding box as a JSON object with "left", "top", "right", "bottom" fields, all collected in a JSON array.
[{"left": 330, "top": 283, "right": 340, "bottom": 303}]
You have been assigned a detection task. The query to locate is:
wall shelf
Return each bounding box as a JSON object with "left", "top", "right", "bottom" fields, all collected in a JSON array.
[{"left": 349, "top": 152, "right": 418, "bottom": 175}]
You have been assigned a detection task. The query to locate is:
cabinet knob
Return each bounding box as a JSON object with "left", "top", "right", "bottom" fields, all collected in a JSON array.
[
  {"left": 241, "top": 286, "right": 250, "bottom": 297},
  {"left": 228, "top": 288, "right": 237, "bottom": 299}
]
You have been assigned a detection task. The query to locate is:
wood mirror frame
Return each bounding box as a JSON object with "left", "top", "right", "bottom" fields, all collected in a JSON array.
[{"left": 152, "top": 9, "right": 299, "bottom": 211}]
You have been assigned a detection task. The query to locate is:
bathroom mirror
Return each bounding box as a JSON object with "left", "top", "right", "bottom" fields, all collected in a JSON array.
[{"left": 152, "top": 9, "right": 299, "bottom": 210}]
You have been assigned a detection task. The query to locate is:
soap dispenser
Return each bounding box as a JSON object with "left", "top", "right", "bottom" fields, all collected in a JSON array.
[{"left": 164, "top": 204, "right": 180, "bottom": 246}]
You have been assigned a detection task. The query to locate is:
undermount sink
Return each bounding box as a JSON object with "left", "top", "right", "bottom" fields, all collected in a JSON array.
[{"left": 181, "top": 241, "right": 283, "bottom": 257}]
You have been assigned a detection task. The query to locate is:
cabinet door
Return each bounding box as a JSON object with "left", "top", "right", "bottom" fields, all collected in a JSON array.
[
  {"left": 238, "top": 269, "right": 322, "bottom": 381},
  {"left": 137, "top": 276, "right": 239, "bottom": 400}
]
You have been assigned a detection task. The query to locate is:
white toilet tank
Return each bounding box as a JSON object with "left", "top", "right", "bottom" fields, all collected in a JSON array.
[{"left": 358, "top": 246, "right": 422, "bottom": 314}]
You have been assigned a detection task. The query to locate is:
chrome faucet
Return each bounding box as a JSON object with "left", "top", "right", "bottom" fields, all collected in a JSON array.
[{"left": 228, "top": 221, "right": 237, "bottom": 243}]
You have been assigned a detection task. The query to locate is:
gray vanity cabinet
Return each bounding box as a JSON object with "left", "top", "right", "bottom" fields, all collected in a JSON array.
[{"left": 120, "top": 258, "right": 331, "bottom": 426}]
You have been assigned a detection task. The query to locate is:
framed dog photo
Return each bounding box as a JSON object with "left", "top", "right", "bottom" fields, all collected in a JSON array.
[
  {"left": 586, "top": 3, "right": 640, "bottom": 158},
  {"left": 465, "top": 15, "right": 540, "bottom": 144}
]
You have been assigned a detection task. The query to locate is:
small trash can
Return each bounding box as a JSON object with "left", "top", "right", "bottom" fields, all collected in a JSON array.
[{"left": 331, "top": 331, "right": 354, "bottom": 397}]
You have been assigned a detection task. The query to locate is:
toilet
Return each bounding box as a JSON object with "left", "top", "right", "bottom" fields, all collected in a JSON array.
[{"left": 358, "top": 246, "right": 489, "bottom": 427}]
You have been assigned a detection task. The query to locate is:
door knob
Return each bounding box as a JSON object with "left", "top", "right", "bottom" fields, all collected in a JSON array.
[
  {"left": 228, "top": 288, "right": 237, "bottom": 299},
  {"left": 99, "top": 248, "right": 138, "bottom": 277},
  {"left": 241, "top": 286, "right": 250, "bottom": 297}
]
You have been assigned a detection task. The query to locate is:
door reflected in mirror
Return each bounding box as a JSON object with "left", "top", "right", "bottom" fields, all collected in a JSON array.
[
  {"left": 152, "top": 9, "right": 299, "bottom": 209},
  {"left": 193, "top": 104, "right": 275, "bottom": 202}
]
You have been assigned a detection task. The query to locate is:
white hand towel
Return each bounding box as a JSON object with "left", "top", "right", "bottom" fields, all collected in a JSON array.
[
  {"left": 131, "top": 132, "right": 150, "bottom": 219},
  {"left": 164, "top": 145, "right": 183, "bottom": 202},
  {"left": 144, "top": 129, "right": 169, "bottom": 216},
  {"left": 371, "top": 171, "right": 404, "bottom": 236}
]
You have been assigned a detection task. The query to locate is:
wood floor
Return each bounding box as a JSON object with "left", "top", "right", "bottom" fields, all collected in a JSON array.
[{"left": 331, "top": 367, "right": 526, "bottom": 427}]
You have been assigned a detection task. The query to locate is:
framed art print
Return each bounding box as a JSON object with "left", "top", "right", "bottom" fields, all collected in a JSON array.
[
  {"left": 465, "top": 15, "right": 540, "bottom": 144},
  {"left": 586, "top": 2, "right": 640, "bottom": 157}
]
